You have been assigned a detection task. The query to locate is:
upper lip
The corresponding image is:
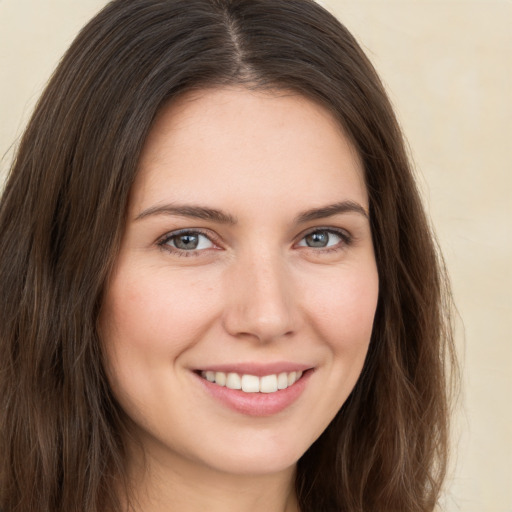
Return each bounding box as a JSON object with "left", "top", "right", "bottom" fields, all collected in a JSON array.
[{"left": 195, "top": 362, "right": 313, "bottom": 377}]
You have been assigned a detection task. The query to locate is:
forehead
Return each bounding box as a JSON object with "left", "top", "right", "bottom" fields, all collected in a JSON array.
[{"left": 132, "top": 86, "right": 367, "bottom": 216}]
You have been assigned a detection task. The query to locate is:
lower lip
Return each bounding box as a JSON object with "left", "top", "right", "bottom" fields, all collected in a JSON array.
[{"left": 194, "top": 370, "right": 313, "bottom": 416}]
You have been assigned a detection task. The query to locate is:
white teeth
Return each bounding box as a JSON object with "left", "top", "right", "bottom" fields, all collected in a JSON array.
[
  {"left": 226, "top": 372, "right": 241, "bottom": 390},
  {"left": 200, "top": 370, "right": 305, "bottom": 393},
  {"left": 277, "top": 372, "right": 288, "bottom": 390},
  {"left": 241, "top": 374, "right": 260, "bottom": 393},
  {"left": 215, "top": 371, "right": 226, "bottom": 386},
  {"left": 260, "top": 374, "right": 278, "bottom": 393}
]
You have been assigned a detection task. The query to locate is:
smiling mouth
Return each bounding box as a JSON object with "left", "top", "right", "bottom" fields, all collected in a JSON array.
[{"left": 198, "top": 370, "right": 305, "bottom": 394}]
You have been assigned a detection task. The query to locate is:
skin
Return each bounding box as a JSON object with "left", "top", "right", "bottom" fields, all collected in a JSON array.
[{"left": 100, "top": 87, "right": 379, "bottom": 512}]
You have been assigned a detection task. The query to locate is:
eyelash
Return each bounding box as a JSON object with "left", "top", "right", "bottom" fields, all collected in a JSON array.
[{"left": 157, "top": 227, "right": 353, "bottom": 257}]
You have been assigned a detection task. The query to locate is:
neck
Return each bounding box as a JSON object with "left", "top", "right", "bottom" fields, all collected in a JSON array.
[{"left": 122, "top": 441, "right": 300, "bottom": 512}]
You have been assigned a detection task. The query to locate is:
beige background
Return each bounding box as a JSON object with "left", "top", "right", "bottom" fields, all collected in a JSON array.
[{"left": 1, "top": 1, "right": 510, "bottom": 510}]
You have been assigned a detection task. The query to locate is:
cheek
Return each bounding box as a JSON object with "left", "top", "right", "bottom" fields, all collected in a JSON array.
[
  {"left": 99, "top": 266, "right": 222, "bottom": 421},
  {"left": 99, "top": 273, "right": 221, "bottom": 434},
  {"left": 288, "top": 262, "right": 378, "bottom": 439},
  {"left": 101, "top": 266, "right": 220, "bottom": 357},
  {"left": 302, "top": 262, "right": 379, "bottom": 356}
]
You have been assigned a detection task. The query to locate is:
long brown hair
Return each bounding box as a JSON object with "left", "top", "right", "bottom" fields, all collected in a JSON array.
[{"left": 0, "top": 1, "right": 456, "bottom": 510}]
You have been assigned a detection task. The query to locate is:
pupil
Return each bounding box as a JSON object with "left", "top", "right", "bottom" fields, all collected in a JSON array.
[
  {"left": 175, "top": 234, "right": 199, "bottom": 250},
  {"left": 306, "top": 231, "right": 328, "bottom": 247}
]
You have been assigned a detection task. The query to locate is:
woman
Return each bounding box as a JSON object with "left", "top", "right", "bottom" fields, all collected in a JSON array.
[{"left": 0, "top": 1, "right": 456, "bottom": 511}]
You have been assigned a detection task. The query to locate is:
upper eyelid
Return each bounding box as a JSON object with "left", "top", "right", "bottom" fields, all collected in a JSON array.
[
  {"left": 157, "top": 228, "right": 220, "bottom": 248},
  {"left": 296, "top": 226, "right": 352, "bottom": 240},
  {"left": 158, "top": 225, "right": 350, "bottom": 238},
  {"left": 300, "top": 226, "right": 349, "bottom": 235},
  {"left": 159, "top": 227, "right": 215, "bottom": 240}
]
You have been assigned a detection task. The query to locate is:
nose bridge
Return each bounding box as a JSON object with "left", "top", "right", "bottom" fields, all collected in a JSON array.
[{"left": 223, "top": 246, "right": 297, "bottom": 342}]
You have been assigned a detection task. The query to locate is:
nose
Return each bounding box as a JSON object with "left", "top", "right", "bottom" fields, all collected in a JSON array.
[{"left": 222, "top": 250, "right": 299, "bottom": 343}]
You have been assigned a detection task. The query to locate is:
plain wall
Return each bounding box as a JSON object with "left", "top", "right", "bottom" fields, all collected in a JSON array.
[{"left": 1, "top": 1, "right": 511, "bottom": 511}]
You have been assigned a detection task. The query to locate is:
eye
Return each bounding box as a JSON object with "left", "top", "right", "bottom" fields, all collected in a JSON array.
[
  {"left": 296, "top": 229, "right": 350, "bottom": 249},
  {"left": 159, "top": 230, "right": 215, "bottom": 252}
]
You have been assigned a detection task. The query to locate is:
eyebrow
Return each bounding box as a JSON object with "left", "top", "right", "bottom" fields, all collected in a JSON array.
[
  {"left": 295, "top": 200, "right": 369, "bottom": 223},
  {"left": 135, "top": 200, "right": 368, "bottom": 224},
  {"left": 135, "top": 204, "right": 237, "bottom": 224}
]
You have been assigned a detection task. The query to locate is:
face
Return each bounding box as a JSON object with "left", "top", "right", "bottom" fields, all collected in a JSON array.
[{"left": 100, "top": 87, "right": 379, "bottom": 478}]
